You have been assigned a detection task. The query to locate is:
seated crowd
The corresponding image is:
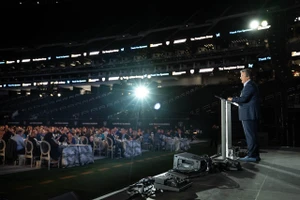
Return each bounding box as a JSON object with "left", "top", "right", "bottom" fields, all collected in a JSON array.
[{"left": 0, "top": 125, "right": 192, "bottom": 166}]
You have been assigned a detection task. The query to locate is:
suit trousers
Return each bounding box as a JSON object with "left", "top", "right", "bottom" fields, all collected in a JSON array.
[{"left": 241, "top": 120, "right": 260, "bottom": 158}]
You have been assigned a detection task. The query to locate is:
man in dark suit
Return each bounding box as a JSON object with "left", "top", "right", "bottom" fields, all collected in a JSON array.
[{"left": 227, "top": 68, "right": 261, "bottom": 162}]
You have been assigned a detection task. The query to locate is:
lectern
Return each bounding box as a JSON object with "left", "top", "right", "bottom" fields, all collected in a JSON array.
[{"left": 211, "top": 96, "right": 241, "bottom": 170}]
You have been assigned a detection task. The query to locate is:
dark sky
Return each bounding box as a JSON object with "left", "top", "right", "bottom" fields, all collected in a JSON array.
[{"left": 0, "top": 0, "right": 294, "bottom": 48}]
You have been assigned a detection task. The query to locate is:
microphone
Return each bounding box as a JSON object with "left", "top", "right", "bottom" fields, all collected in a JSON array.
[{"left": 214, "top": 95, "right": 223, "bottom": 100}]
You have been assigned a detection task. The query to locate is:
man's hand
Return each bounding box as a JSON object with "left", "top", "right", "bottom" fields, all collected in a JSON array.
[{"left": 227, "top": 97, "right": 233, "bottom": 101}]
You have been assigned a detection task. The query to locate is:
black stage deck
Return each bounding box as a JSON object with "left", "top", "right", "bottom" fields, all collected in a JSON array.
[{"left": 95, "top": 147, "right": 300, "bottom": 200}]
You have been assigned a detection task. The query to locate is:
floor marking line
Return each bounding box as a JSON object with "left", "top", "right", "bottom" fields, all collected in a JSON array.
[
  {"left": 40, "top": 180, "right": 54, "bottom": 184},
  {"left": 112, "top": 164, "right": 123, "bottom": 168},
  {"left": 124, "top": 162, "right": 134, "bottom": 165},
  {"left": 98, "top": 168, "right": 109, "bottom": 171},
  {"left": 60, "top": 175, "right": 76, "bottom": 180},
  {"left": 16, "top": 185, "right": 32, "bottom": 190},
  {"left": 81, "top": 171, "right": 94, "bottom": 175}
]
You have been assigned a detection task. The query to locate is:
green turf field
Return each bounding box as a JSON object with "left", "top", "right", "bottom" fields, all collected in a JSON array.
[{"left": 0, "top": 142, "right": 217, "bottom": 200}]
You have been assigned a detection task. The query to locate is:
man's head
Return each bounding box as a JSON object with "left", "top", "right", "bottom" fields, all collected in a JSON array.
[
  {"left": 240, "top": 68, "right": 251, "bottom": 84},
  {"left": 120, "top": 128, "right": 126, "bottom": 134},
  {"left": 31, "top": 129, "right": 37, "bottom": 137},
  {"left": 177, "top": 128, "right": 182, "bottom": 134},
  {"left": 16, "top": 127, "right": 24, "bottom": 135}
]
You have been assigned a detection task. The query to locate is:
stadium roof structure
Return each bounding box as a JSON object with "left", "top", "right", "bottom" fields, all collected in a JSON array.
[
  {"left": 0, "top": 0, "right": 297, "bottom": 50},
  {"left": 0, "top": 0, "right": 298, "bottom": 93}
]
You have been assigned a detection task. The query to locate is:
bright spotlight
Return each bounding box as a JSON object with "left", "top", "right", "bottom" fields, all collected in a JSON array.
[
  {"left": 250, "top": 20, "right": 259, "bottom": 29},
  {"left": 261, "top": 20, "right": 268, "bottom": 27},
  {"left": 134, "top": 86, "right": 149, "bottom": 99},
  {"left": 154, "top": 103, "right": 161, "bottom": 110}
]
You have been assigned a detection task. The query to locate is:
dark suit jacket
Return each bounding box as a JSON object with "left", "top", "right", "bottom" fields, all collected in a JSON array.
[
  {"left": 107, "top": 134, "right": 116, "bottom": 145},
  {"left": 28, "top": 136, "right": 40, "bottom": 156},
  {"left": 5, "top": 139, "right": 17, "bottom": 162},
  {"left": 44, "top": 138, "right": 61, "bottom": 160},
  {"left": 232, "top": 80, "right": 260, "bottom": 121},
  {"left": 120, "top": 133, "right": 130, "bottom": 140}
]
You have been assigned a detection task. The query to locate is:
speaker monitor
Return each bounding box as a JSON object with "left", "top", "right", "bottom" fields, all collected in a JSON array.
[{"left": 173, "top": 152, "right": 208, "bottom": 173}]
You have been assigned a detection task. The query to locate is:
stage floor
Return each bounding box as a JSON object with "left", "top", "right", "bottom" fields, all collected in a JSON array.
[{"left": 95, "top": 147, "right": 300, "bottom": 200}]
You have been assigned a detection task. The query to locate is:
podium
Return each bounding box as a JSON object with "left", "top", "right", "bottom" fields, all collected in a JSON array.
[{"left": 211, "top": 96, "right": 241, "bottom": 170}]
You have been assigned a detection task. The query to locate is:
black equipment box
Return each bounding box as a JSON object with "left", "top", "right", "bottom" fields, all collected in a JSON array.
[
  {"left": 153, "top": 171, "right": 192, "bottom": 192},
  {"left": 173, "top": 152, "right": 210, "bottom": 173}
]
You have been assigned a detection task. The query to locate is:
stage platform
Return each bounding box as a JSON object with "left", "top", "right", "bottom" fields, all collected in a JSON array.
[{"left": 94, "top": 147, "right": 300, "bottom": 200}]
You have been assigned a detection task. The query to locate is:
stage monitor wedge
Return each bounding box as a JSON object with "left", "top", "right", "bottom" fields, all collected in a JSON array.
[{"left": 173, "top": 152, "right": 210, "bottom": 173}]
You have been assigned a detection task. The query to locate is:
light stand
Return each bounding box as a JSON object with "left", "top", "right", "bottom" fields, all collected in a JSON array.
[
  {"left": 135, "top": 105, "right": 142, "bottom": 131},
  {"left": 133, "top": 85, "right": 149, "bottom": 130}
]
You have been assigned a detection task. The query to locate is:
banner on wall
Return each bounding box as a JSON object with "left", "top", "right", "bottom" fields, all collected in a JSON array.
[
  {"left": 111, "top": 122, "right": 131, "bottom": 126},
  {"left": 149, "top": 122, "right": 170, "bottom": 126},
  {"left": 54, "top": 122, "right": 69, "bottom": 125},
  {"left": 29, "top": 121, "right": 43, "bottom": 125},
  {"left": 82, "top": 122, "right": 98, "bottom": 125},
  {"left": 7, "top": 121, "right": 20, "bottom": 125}
]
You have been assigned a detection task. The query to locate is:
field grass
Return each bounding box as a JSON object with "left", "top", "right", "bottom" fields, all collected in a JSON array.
[{"left": 0, "top": 142, "right": 217, "bottom": 200}]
